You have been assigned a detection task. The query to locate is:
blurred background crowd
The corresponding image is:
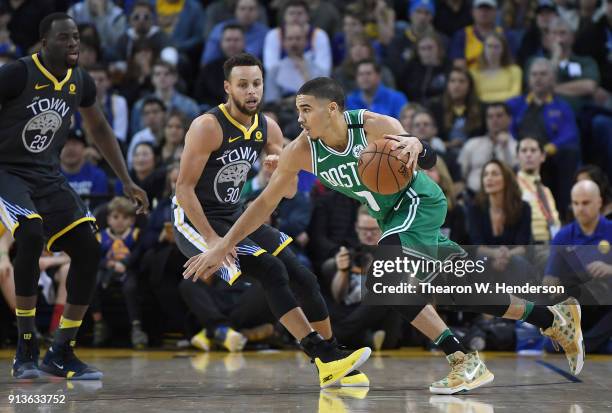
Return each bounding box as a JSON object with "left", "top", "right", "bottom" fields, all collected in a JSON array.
[{"left": 0, "top": 0, "right": 610, "bottom": 355}]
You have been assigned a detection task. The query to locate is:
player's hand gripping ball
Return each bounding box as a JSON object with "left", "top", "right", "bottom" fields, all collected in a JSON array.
[{"left": 357, "top": 137, "right": 413, "bottom": 194}]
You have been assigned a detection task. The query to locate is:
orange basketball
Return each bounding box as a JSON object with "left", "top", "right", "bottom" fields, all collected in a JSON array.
[{"left": 357, "top": 137, "right": 413, "bottom": 195}]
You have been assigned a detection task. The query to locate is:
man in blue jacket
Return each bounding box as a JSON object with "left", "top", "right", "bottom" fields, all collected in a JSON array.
[{"left": 345, "top": 59, "right": 408, "bottom": 120}]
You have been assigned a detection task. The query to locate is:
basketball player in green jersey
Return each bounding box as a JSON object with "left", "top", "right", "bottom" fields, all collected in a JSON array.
[{"left": 184, "top": 77, "right": 584, "bottom": 394}]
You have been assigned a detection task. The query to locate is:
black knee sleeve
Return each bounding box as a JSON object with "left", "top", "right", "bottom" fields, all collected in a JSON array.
[
  {"left": 13, "top": 218, "right": 45, "bottom": 297},
  {"left": 54, "top": 223, "right": 101, "bottom": 306},
  {"left": 277, "top": 249, "right": 328, "bottom": 321},
  {"left": 241, "top": 253, "right": 299, "bottom": 319}
]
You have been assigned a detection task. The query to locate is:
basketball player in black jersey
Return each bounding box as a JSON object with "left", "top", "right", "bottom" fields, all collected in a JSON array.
[
  {"left": 174, "top": 53, "right": 370, "bottom": 388},
  {"left": 0, "top": 13, "right": 148, "bottom": 380}
]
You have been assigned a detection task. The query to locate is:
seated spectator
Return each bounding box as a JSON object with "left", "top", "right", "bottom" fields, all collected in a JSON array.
[
  {"left": 265, "top": 23, "right": 330, "bottom": 104},
  {"left": 399, "top": 102, "right": 424, "bottom": 133},
  {"left": 458, "top": 103, "right": 518, "bottom": 194},
  {"left": 516, "top": 136, "right": 561, "bottom": 243},
  {"left": 158, "top": 110, "right": 187, "bottom": 167},
  {"left": 546, "top": 16, "right": 602, "bottom": 112},
  {"left": 91, "top": 197, "right": 147, "bottom": 348},
  {"left": 201, "top": 0, "right": 268, "bottom": 66},
  {"left": 114, "top": 0, "right": 169, "bottom": 62},
  {"left": 130, "top": 60, "right": 199, "bottom": 134},
  {"left": 399, "top": 30, "right": 450, "bottom": 104},
  {"left": 307, "top": 0, "right": 342, "bottom": 38},
  {"left": 195, "top": 24, "right": 245, "bottom": 107},
  {"left": 410, "top": 110, "right": 448, "bottom": 156},
  {"left": 386, "top": 0, "right": 439, "bottom": 79},
  {"left": 128, "top": 97, "right": 167, "bottom": 168},
  {"left": 321, "top": 206, "right": 402, "bottom": 350},
  {"left": 307, "top": 191, "right": 360, "bottom": 277},
  {"left": 332, "top": 35, "right": 396, "bottom": 93},
  {"left": 544, "top": 180, "right": 612, "bottom": 353},
  {"left": 0, "top": 7, "right": 20, "bottom": 59},
  {"left": 203, "top": 0, "right": 268, "bottom": 38},
  {"left": 574, "top": 0, "right": 612, "bottom": 93},
  {"left": 0, "top": 222, "right": 15, "bottom": 314},
  {"left": 155, "top": 0, "right": 204, "bottom": 54},
  {"left": 574, "top": 165, "right": 612, "bottom": 219},
  {"left": 116, "top": 142, "right": 167, "bottom": 205},
  {"left": 345, "top": 59, "right": 408, "bottom": 119},
  {"left": 348, "top": 0, "right": 396, "bottom": 46},
  {"left": 468, "top": 160, "right": 533, "bottom": 280},
  {"left": 500, "top": 0, "right": 538, "bottom": 35},
  {"left": 68, "top": 0, "right": 127, "bottom": 47},
  {"left": 449, "top": 0, "right": 508, "bottom": 69},
  {"left": 39, "top": 252, "right": 71, "bottom": 336},
  {"left": 118, "top": 39, "right": 157, "bottom": 107},
  {"left": 554, "top": 0, "right": 579, "bottom": 31},
  {"left": 427, "top": 67, "right": 484, "bottom": 146},
  {"left": 60, "top": 130, "right": 110, "bottom": 210},
  {"left": 134, "top": 163, "right": 188, "bottom": 340},
  {"left": 517, "top": 0, "right": 558, "bottom": 66},
  {"left": 507, "top": 57, "right": 580, "bottom": 218},
  {"left": 263, "top": 0, "right": 331, "bottom": 75},
  {"left": 78, "top": 37, "right": 102, "bottom": 69},
  {"left": 88, "top": 63, "right": 129, "bottom": 144},
  {"left": 433, "top": 0, "right": 473, "bottom": 38},
  {"left": 4, "top": 0, "right": 53, "bottom": 54},
  {"left": 180, "top": 276, "right": 275, "bottom": 352},
  {"left": 331, "top": 11, "right": 382, "bottom": 66},
  {"left": 424, "top": 158, "right": 470, "bottom": 244},
  {"left": 470, "top": 32, "right": 522, "bottom": 103}
]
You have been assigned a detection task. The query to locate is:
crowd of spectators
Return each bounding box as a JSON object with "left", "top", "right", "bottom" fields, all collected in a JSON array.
[{"left": 0, "top": 0, "right": 610, "bottom": 354}]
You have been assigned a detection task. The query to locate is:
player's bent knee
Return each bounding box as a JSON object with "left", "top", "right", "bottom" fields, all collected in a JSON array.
[{"left": 14, "top": 218, "right": 44, "bottom": 254}]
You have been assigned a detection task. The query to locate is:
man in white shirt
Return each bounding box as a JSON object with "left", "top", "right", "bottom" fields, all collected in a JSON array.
[
  {"left": 264, "top": 24, "right": 328, "bottom": 103},
  {"left": 458, "top": 102, "right": 518, "bottom": 193},
  {"left": 262, "top": 0, "right": 331, "bottom": 76}
]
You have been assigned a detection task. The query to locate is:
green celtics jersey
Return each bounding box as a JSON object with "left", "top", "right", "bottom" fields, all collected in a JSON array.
[{"left": 307, "top": 109, "right": 446, "bottom": 222}]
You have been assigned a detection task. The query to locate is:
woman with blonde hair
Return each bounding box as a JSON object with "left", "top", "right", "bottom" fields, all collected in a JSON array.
[{"left": 470, "top": 32, "right": 522, "bottom": 102}]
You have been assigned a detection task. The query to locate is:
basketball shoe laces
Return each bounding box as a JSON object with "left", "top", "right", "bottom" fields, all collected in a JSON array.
[
  {"left": 544, "top": 327, "right": 577, "bottom": 354},
  {"left": 447, "top": 353, "right": 468, "bottom": 380}
]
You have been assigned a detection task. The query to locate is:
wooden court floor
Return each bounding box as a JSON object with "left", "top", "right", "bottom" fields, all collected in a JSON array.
[{"left": 0, "top": 348, "right": 611, "bottom": 412}]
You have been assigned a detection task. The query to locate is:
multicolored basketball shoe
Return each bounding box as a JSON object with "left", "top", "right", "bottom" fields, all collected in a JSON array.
[
  {"left": 39, "top": 342, "right": 103, "bottom": 380},
  {"left": 541, "top": 297, "right": 584, "bottom": 375},
  {"left": 12, "top": 333, "right": 40, "bottom": 379},
  {"left": 429, "top": 351, "right": 494, "bottom": 394}
]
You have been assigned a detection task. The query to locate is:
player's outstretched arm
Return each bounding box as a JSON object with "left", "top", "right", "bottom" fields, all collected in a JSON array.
[
  {"left": 182, "top": 136, "right": 311, "bottom": 281},
  {"left": 80, "top": 104, "right": 149, "bottom": 213}
]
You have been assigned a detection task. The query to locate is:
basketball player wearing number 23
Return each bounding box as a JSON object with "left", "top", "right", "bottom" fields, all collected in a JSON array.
[{"left": 185, "top": 77, "right": 585, "bottom": 394}]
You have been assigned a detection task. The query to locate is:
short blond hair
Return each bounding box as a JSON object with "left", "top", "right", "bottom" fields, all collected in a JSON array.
[{"left": 107, "top": 197, "right": 136, "bottom": 218}]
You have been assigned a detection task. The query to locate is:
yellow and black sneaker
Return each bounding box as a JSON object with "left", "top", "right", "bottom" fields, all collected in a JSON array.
[
  {"left": 339, "top": 370, "right": 370, "bottom": 387},
  {"left": 12, "top": 334, "right": 40, "bottom": 379},
  {"left": 301, "top": 333, "right": 371, "bottom": 388}
]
